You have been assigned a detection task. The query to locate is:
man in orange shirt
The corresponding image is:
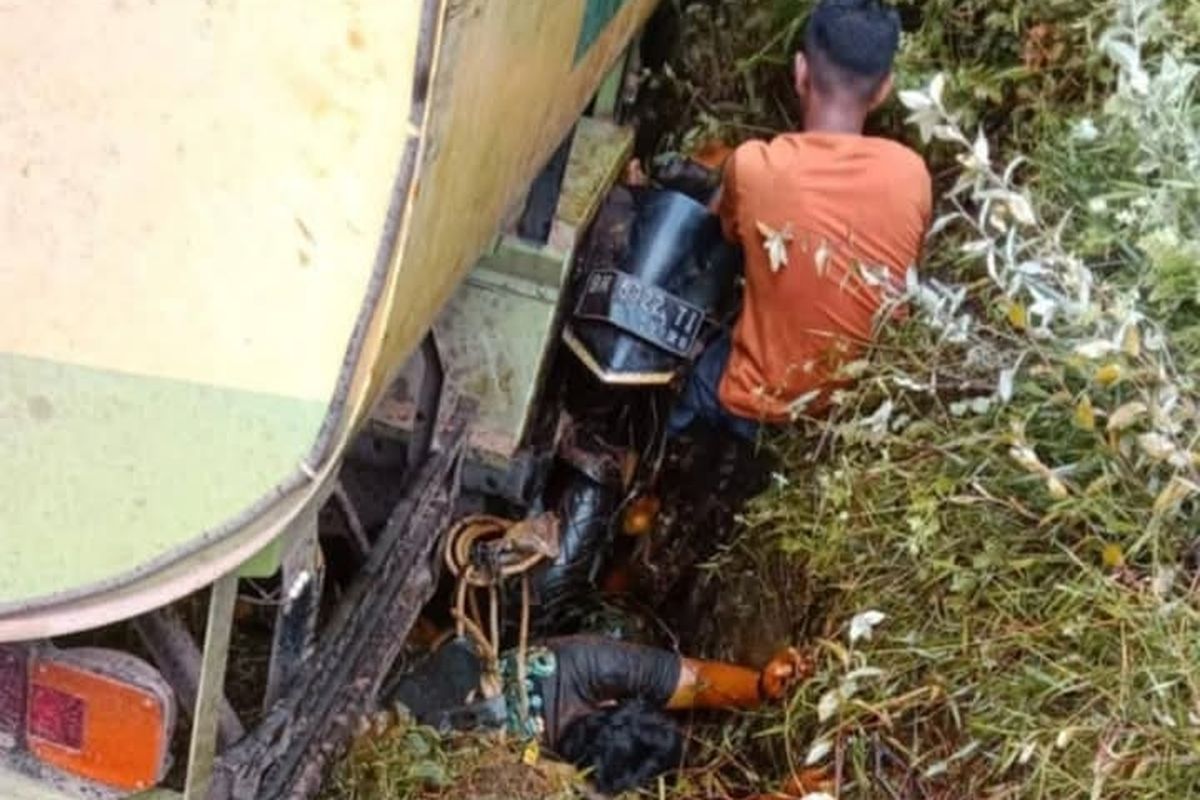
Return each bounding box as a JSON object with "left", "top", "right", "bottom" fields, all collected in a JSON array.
[{"left": 668, "top": 0, "right": 932, "bottom": 440}]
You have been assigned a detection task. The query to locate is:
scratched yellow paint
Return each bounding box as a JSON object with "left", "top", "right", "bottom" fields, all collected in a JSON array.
[
  {"left": 0, "top": 0, "right": 420, "bottom": 402},
  {"left": 365, "top": 0, "right": 660, "bottom": 416},
  {"left": 0, "top": 0, "right": 419, "bottom": 613},
  {"left": 0, "top": 0, "right": 658, "bottom": 625}
]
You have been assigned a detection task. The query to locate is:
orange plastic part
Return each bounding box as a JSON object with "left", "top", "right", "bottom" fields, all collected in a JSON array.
[
  {"left": 27, "top": 661, "right": 168, "bottom": 792},
  {"left": 621, "top": 495, "right": 661, "bottom": 536},
  {"left": 667, "top": 658, "right": 762, "bottom": 710},
  {"left": 689, "top": 138, "right": 736, "bottom": 170},
  {"left": 600, "top": 563, "right": 633, "bottom": 594}
]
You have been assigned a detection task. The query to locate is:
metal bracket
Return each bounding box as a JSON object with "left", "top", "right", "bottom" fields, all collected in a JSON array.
[
  {"left": 211, "top": 407, "right": 471, "bottom": 800},
  {"left": 592, "top": 34, "right": 637, "bottom": 120},
  {"left": 182, "top": 572, "right": 238, "bottom": 800},
  {"left": 263, "top": 509, "right": 324, "bottom": 710},
  {"left": 132, "top": 608, "right": 245, "bottom": 753},
  {"left": 517, "top": 127, "right": 576, "bottom": 245},
  {"left": 407, "top": 333, "right": 444, "bottom": 470}
]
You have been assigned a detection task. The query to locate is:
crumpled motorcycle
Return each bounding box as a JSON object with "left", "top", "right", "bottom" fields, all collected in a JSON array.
[{"left": 531, "top": 159, "right": 745, "bottom": 633}]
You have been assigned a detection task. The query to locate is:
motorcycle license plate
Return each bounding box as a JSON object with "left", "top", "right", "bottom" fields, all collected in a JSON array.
[{"left": 574, "top": 270, "right": 705, "bottom": 357}]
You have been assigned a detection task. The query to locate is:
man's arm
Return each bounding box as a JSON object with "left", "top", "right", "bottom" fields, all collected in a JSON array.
[
  {"left": 551, "top": 638, "right": 811, "bottom": 712},
  {"left": 552, "top": 637, "right": 682, "bottom": 709},
  {"left": 666, "top": 647, "right": 814, "bottom": 710},
  {"left": 712, "top": 145, "right": 745, "bottom": 243}
]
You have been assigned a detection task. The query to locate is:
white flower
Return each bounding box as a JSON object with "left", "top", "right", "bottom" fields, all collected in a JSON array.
[
  {"left": 1137, "top": 432, "right": 1177, "bottom": 461},
  {"left": 1106, "top": 401, "right": 1148, "bottom": 432},
  {"left": 1072, "top": 118, "right": 1100, "bottom": 143},
  {"left": 901, "top": 74, "right": 951, "bottom": 143},
  {"left": 970, "top": 396, "right": 994, "bottom": 414},
  {"left": 997, "top": 366, "right": 1018, "bottom": 403},
  {"left": 817, "top": 689, "right": 840, "bottom": 722},
  {"left": 849, "top": 610, "right": 887, "bottom": 644},
  {"left": 1151, "top": 567, "right": 1177, "bottom": 599},
  {"left": 899, "top": 89, "right": 933, "bottom": 112},
  {"left": 1009, "top": 445, "right": 1045, "bottom": 473},
  {"left": 1074, "top": 340, "right": 1119, "bottom": 359},
  {"left": 755, "top": 221, "right": 794, "bottom": 273},
  {"left": 971, "top": 128, "right": 991, "bottom": 169},
  {"left": 804, "top": 739, "right": 834, "bottom": 766},
  {"left": 929, "top": 72, "right": 947, "bottom": 106},
  {"left": 1115, "top": 209, "right": 1138, "bottom": 226},
  {"left": 860, "top": 400, "right": 894, "bottom": 439},
  {"left": 893, "top": 375, "right": 931, "bottom": 392},
  {"left": 787, "top": 389, "right": 822, "bottom": 421},
  {"left": 1007, "top": 193, "right": 1037, "bottom": 226},
  {"left": 1129, "top": 68, "right": 1151, "bottom": 95},
  {"left": 1087, "top": 197, "right": 1109, "bottom": 214},
  {"left": 845, "top": 667, "right": 885, "bottom": 682}
]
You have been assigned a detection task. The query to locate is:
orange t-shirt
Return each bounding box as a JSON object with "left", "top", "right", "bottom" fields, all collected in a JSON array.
[{"left": 716, "top": 133, "right": 932, "bottom": 422}]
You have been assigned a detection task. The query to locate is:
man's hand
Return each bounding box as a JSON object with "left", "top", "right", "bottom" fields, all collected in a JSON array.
[
  {"left": 623, "top": 157, "right": 649, "bottom": 187},
  {"left": 759, "top": 647, "right": 815, "bottom": 700},
  {"left": 671, "top": 648, "right": 814, "bottom": 711}
]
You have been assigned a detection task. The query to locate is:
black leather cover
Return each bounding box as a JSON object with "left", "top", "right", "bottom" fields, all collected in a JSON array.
[{"left": 569, "top": 189, "right": 741, "bottom": 382}]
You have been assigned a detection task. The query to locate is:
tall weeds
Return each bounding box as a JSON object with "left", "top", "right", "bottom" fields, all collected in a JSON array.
[{"left": 663, "top": 0, "right": 1200, "bottom": 797}]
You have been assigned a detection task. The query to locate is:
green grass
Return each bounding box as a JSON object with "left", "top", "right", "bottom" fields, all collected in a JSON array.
[{"left": 648, "top": 1, "right": 1200, "bottom": 798}]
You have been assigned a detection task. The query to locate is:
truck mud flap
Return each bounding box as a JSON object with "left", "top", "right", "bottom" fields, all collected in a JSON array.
[{"left": 210, "top": 410, "right": 470, "bottom": 800}]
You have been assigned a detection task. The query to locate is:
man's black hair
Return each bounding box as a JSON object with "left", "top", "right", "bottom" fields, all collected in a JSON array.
[
  {"left": 803, "top": 0, "right": 901, "bottom": 98},
  {"left": 556, "top": 701, "right": 684, "bottom": 795}
]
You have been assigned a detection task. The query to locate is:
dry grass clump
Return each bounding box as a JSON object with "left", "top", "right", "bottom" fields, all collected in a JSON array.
[
  {"left": 322, "top": 720, "right": 584, "bottom": 800},
  {"left": 725, "top": 325, "right": 1200, "bottom": 797}
]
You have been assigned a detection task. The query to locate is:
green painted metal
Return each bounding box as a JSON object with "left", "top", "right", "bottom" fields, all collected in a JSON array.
[
  {"left": 434, "top": 252, "right": 571, "bottom": 461},
  {"left": 592, "top": 45, "right": 630, "bottom": 119},
  {"left": 262, "top": 509, "right": 322, "bottom": 709},
  {"left": 386, "top": 117, "right": 635, "bottom": 463},
  {"left": 183, "top": 572, "right": 238, "bottom": 800},
  {"left": 555, "top": 117, "right": 636, "bottom": 230},
  {"left": 0, "top": 353, "right": 324, "bottom": 607},
  {"left": 237, "top": 539, "right": 284, "bottom": 580},
  {"left": 575, "top": 0, "right": 628, "bottom": 63}
]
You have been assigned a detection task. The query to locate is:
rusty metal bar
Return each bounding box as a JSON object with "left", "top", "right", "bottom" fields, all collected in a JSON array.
[
  {"left": 263, "top": 510, "right": 324, "bottom": 710},
  {"left": 132, "top": 607, "right": 245, "bottom": 751},
  {"left": 407, "top": 334, "right": 444, "bottom": 470},
  {"left": 212, "top": 407, "right": 470, "bottom": 799}
]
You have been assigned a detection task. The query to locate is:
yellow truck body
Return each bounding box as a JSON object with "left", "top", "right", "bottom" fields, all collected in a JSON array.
[{"left": 0, "top": 0, "right": 657, "bottom": 639}]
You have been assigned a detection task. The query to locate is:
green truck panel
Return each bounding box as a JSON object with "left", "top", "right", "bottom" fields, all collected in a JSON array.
[{"left": 0, "top": 353, "right": 324, "bottom": 606}]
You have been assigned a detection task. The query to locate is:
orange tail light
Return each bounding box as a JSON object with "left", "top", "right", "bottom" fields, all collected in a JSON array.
[{"left": 1, "top": 646, "right": 176, "bottom": 793}]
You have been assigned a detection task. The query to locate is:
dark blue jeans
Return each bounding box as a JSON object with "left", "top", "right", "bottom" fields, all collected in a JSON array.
[{"left": 667, "top": 333, "right": 761, "bottom": 442}]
